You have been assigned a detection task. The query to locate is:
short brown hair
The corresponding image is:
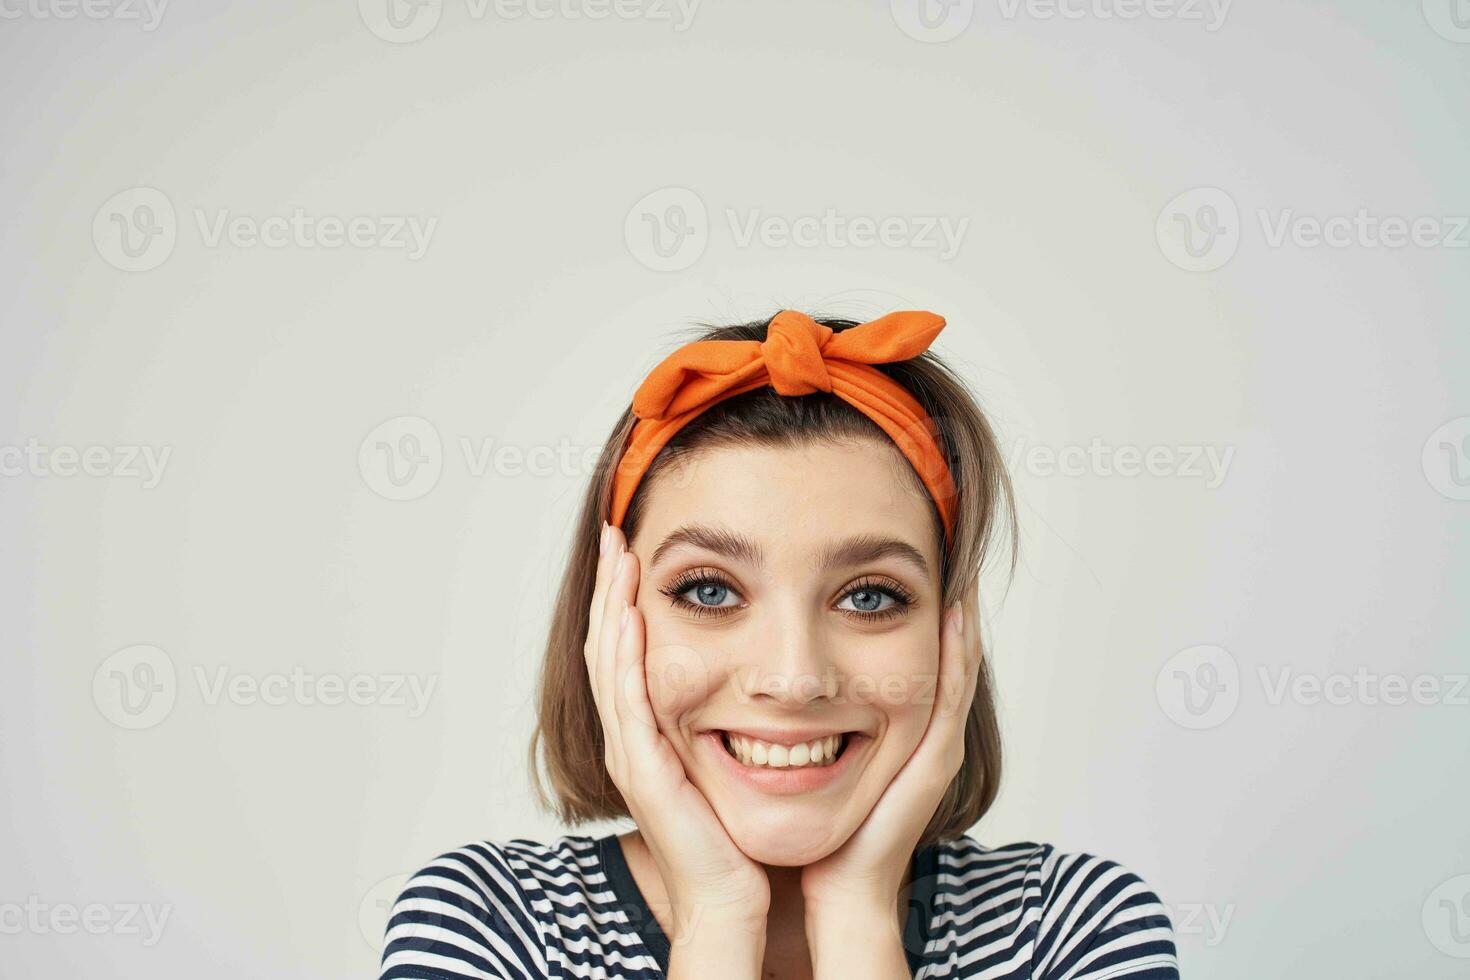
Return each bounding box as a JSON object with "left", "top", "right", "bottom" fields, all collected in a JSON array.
[{"left": 528, "top": 312, "right": 1017, "bottom": 848}]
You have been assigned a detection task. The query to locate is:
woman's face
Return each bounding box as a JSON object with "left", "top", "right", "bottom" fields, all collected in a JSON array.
[{"left": 626, "top": 437, "right": 945, "bottom": 867}]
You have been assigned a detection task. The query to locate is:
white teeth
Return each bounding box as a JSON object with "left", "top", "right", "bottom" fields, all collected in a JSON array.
[{"left": 724, "top": 732, "right": 846, "bottom": 769}]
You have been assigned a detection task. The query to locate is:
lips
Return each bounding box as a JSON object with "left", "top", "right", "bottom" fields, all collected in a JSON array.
[
  {"left": 719, "top": 730, "right": 849, "bottom": 767},
  {"left": 702, "top": 724, "right": 863, "bottom": 746},
  {"left": 700, "top": 729, "right": 868, "bottom": 795}
]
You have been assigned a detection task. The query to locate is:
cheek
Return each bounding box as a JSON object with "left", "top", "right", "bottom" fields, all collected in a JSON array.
[
  {"left": 642, "top": 629, "right": 717, "bottom": 721},
  {"left": 862, "top": 639, "right": 941, "bottom": 738}
]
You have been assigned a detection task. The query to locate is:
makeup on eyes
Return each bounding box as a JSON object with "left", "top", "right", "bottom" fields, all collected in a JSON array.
[{"left": 655, "top": 566, "right": 920, "bottom": 623}]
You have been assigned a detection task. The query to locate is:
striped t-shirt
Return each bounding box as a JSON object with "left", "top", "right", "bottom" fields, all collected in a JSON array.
[{"left": 380, "top": 832, "right": 1180, "bottom": 979}]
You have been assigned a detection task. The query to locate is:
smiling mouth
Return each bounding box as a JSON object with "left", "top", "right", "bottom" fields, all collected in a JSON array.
[{"left": 718, "top": 730, "right": 854, "bottom": 769}]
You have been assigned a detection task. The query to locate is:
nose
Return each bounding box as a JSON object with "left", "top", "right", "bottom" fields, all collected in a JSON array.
[{"left": 745, "top": 600, "right": 840, "bottom": 706}]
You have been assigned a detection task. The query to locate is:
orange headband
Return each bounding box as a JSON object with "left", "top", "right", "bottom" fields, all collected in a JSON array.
[{"left": 607, "top": 310, "right": 958, "bottom": 545}]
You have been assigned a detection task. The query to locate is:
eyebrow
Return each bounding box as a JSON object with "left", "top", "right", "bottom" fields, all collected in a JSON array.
[{"left": 649, "top": 524, "right": 930, "bottom": 579}]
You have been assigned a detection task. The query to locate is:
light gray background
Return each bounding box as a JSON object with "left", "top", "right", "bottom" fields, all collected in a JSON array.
[{"left": 2, "top": 1, "right": 1467, "bottom": 977}]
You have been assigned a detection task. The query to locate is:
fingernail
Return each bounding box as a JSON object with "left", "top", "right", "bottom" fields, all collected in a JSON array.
[
  {"left": 951, "top": 603, "right": 964, "bottom": 636},
  {"left": 599, "top": 521, "right": 610, "bottom": 554},
  {"left": 619, "top": 600, "right": 630, "bottom": 629},
  {"left": 616, "top": 551, "right": 629, "bottom": 577}
]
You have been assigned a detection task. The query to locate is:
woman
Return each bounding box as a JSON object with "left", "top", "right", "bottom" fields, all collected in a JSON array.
[{"left": 379, "top": 310, "right": 1180, "bottom": 979}]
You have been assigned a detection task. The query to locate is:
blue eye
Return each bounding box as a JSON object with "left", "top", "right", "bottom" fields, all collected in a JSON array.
[
  {"left": 685, "top": 581, "right": 739, "bottom": 608},
  {"left": 838, "top": 588, "right": 895, "bottom": 614},
  {"left": 657, "top": 572, "right": 745, "bottom": 617}
]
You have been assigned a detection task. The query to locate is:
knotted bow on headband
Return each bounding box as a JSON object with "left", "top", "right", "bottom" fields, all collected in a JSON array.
[{"left": 608, "top": 310, "right": 958, "bottom": 545}]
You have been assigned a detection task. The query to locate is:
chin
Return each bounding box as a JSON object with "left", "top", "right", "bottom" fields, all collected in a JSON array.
[{"left": 723, "top": 812, "right": 849, "bottom": 867}]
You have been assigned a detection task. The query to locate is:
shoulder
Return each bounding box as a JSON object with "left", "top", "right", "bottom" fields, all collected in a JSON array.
[
  {"left": 378, "top": 835, "right": 602, "bottom": 980},
  {"left": 924, "top": 837, "right": 1179, "bottom": 979}
]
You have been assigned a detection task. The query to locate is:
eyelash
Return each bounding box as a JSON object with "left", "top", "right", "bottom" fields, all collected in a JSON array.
[{"left": 657, "top": 569, "right": 919, "bottom": 623}]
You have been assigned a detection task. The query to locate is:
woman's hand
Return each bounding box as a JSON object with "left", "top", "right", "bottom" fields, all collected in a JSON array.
[
  {"left": 799, "top": 577, "right": 984, "bottom": 970},
  {"left": 585, "top": 522, "right": 771, "bottom": 961}
]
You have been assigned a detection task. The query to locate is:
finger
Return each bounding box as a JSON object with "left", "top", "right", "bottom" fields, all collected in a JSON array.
[
  {"left": 585, "top": 524, "right": 626, "bottom": 741},
  {"left": 599, "top": 546, "right": 639, "bottom": 764},
  {"left": 611, "top": 598, "right": 659, "bottom": 748},
  {"left": 597, "top": 526, "right": 636, "bottom": 661},
  {"left": 588, "top": 522, "right": 619, "bottom": 650},
  {"left": 934, "top": 601, "right": 969, "bottom": 722},
  {"left": 599, "top": 611, "right": 626, "bottom": 777},
  {"left": 586, "top": 524, "right": 617, "bottom": 665},
  {"left": 600, "top": 543, "right": 636, "bottom": 699},
  {"left": 914, "top": 601, "right": 972, "bottom": 782},
  {"left": 927, "top": 597, "right": 978, "bottom": 766},
  {"left": 963, "top": 576, "right": 984, "bottom": 681}
]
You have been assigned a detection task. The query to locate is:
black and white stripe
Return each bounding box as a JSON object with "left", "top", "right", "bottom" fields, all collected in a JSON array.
[{"left": 379, "top": 833, "right": 1178, "bottom": 979}]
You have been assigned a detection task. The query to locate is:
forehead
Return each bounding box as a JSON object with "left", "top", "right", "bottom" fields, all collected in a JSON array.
[{"left": 632, "top": 439, "right": 941, "bottom": 573}]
